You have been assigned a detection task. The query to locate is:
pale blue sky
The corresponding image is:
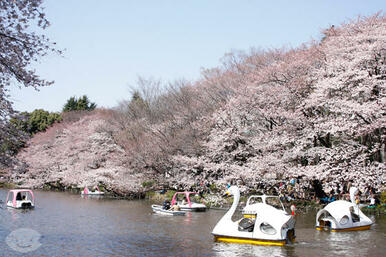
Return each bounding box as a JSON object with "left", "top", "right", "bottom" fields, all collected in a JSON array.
[{"left": 9, "top": 0, "right": 385, "bottom": 112}]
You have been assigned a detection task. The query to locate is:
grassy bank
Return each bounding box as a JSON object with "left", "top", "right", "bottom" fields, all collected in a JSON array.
[{"left": 0, "top": 182, "right": 17, "bottom": 189}]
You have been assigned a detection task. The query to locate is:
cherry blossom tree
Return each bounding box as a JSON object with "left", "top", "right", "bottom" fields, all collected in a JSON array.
[
  {"left": 14, "top": 13, "right": 385, "bottom": 197},
  {"left": 168, "top": 13, "right": 385, "bottom": 194},
  {"left": 0, "top": 0, "right": 59, "bottom": 167}
]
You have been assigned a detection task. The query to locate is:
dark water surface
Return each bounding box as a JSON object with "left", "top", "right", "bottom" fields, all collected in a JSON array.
[{"left": 0, "top": 189, "right": 385, "bottom": 256}]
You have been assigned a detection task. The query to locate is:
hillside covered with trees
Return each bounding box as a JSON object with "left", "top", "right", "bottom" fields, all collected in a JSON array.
[{"left": 8, "top": 14, "right": 386, "bottom": 197}]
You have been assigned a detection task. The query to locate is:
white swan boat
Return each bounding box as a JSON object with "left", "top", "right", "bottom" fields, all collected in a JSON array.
[
  {"left": 315, "top": 187, "right": 373, "bottom": 231},
  {"left": 81, "top": 186, "right": 105, "bottom": 196},
  {"left": 151, "top": 204, "right": 186, "bottom": 216},
  {"left": 212, "top": 186, "right": 296, "bottom": 246},
  {"left": 6, "top": 189, "right": 35, "bottom": 209},
  {"left": 171, "top": 192, "right": 207, "bottom": 212}
]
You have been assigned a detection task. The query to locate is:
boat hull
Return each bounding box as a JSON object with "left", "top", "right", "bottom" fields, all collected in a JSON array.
[
  {"left": 6, "top": 200, "right": 34, "bottom": 209},
  {"left": 7, "top": 206, "right": 35, "bottom": 209},
  {"left": 6, "top": 204, "right": 34, "bottom": 209},
  {"left": 81, "top": 192, "right": 105, "bottom": 195},
  {"left": 180, "top": 207, "right": 206, "bottom": 212},
  {"left": 151, "top": 205, "right": 186, "bottom": 216},
  {"left": 316, "top": 224, "right": 371, "bottom": 231},
  {"left": 213, "top": 234, "right": 286, "bottom": 246}
]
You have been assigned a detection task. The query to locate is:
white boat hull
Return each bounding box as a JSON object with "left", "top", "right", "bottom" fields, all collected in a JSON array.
[
  {"left": 151, "top": 205, "right": 186, "bottom": 216},
  {"left": 179, "top": 207, "right": 206, "bottom": 212},
  {"left": 7, "top": 200, "right": 34, "bottom": 209},
  {"left": 81, "top": 192, "right": 105, "bottom": 195}
]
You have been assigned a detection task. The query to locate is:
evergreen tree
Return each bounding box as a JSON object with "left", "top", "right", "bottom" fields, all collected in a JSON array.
[
  {"left": 63, "top": 95, "right": 96, "bottom": 112},
  {"left": 128, "top": 91, "right": 148, "bottom": 119}
]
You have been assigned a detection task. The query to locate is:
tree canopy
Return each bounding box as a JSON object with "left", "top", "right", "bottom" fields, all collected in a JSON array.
[
  {"left": 11, "top": 109, "right": 62, "bottom": 135},
  {"left": 62, "top": 95, "right": 97, "bottom": 112},
  {"left": 0, "top": 0, "right": 59, "bottom": 167}
]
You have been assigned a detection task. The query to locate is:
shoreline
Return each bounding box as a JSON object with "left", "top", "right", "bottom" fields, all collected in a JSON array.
[{"left": 1, "top": 182, "right": 385, "bottom": 215}]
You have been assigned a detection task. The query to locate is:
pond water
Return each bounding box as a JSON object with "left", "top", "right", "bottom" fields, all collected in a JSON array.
[{"left": 0, "top": 189, "right": 385, "bottom": 256}]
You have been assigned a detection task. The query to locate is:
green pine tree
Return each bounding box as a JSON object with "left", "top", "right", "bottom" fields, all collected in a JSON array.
[{"left": 63, "top": 95, "right": 96, "bottom": 112}]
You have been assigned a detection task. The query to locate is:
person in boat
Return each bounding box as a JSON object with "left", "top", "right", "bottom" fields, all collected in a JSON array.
[
  {"left": 349, "top": 205, "right": 360, "bottom": 222},
  {"left": 16, "top": 192, "right": 22, "bottom": 201},
  {"left": 22, "top": 195, "right": 26, "bottom": 200},
  {"left": 163, "top": 199, "right": 171, "bottom": 210},
  {"left": 171, "top": 204, "right": 180, "bottom": 211}
]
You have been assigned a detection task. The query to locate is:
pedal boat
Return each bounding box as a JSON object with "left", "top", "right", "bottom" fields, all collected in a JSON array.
[
  {"left": 315, "top": 187, "right": 373, "bottom": 231},
  {"left": 212, "top": 186, "right": 296, "bottom": 246},
  {"left": 171, "top": 192, "right": 207, "bottom": 212},
  {"left": 151, "top": 204, "right": 186, "bottom": 216},
  {"left": 81, "top": 186, "right": 105, "bottom": 196},
  {"left": 6, "top": 189, "right": 35, "bottom": 209}
]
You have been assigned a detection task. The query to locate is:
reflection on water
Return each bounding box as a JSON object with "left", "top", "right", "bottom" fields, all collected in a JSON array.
[
  {"left": 323, "top": 231, "right": 369, "bottom": 257},
  {"left": 0, "top": 189, "right": 385, "bottom": 257},
  {"left": 213, "top": 243, "right": 297, "bottom": 257}
]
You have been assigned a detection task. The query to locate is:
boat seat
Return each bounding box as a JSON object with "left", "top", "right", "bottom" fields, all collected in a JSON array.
[
  {"left": 238, "top": 218, "right": 255, "bottom": 232},
  {"left": 319, "top": 219, "right": 331, "bottom": 228},
  {"left": 351, "top": 212, "right": 360, "bottom": 223}
]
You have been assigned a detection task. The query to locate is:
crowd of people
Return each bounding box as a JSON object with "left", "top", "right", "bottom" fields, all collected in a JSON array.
[
  {"left": 275, "top": 178, "right": 383, "bottom": 206},
  {"left": 229, "top": 178, "right": 381, "bottom": 206},
  {"left": 171, "top": 178, "right": 383, "bottom": 208}
]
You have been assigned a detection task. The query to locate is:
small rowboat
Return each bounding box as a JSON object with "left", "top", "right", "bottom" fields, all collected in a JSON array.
[{"left": 151, "top": 205, "right": 186, "bottom": 216}]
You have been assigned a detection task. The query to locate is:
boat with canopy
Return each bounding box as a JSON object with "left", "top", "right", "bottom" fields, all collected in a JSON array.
[
  {"left": 81, "top": 186, "right": 105, "bottom": 196},
  {"left": 171, "top": 192, "right": 206, "bottom": 212},
  {"left": 212, "top": 186, "right": 296, "bottom": 246},
  {"left": 315, "top": 187, "right": 373, "bottom": 231},
  {"left": 6, "top": 189, "right": 35, "bottom": 209}
]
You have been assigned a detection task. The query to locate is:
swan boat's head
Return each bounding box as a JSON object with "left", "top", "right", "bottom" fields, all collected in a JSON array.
[{"left": 226, "top": 186, "right": 240, "bottom": 197}]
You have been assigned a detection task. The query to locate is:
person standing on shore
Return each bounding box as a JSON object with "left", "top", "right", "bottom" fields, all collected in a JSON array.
[{"left": 290, "top": 204, "right": 296, "bottom": 216}]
